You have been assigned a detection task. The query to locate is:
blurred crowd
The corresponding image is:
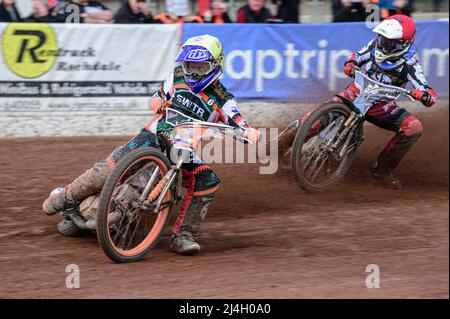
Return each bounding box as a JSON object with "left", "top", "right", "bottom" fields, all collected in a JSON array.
[{"left": 0, "top": 0, "right": 446, "bottom": 24}]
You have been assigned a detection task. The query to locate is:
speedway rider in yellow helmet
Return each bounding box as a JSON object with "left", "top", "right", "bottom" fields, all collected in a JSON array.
[
  {"left": 148, "top": 34, "right": 260, "bottom": 254},
  {"left": 43, "top": 34, "right": 260, "bottom": 256}
]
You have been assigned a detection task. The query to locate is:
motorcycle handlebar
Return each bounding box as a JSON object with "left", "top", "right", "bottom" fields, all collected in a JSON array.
[
  {"left": 174, "top": 123, "right": 253, "bottom": 144},
  {"left": 353, "top": 70, "right": 415, "bottom": 101}
]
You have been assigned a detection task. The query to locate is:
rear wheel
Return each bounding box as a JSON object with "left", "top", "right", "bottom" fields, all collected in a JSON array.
[
  {"left": 291, "top": 102, "right": 362, "bottom": 192},
  {"left": 97, "top": 147, "right": 173, "bottom": 263}
]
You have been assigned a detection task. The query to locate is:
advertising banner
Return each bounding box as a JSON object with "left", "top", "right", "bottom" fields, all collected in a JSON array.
[
  {"left": 0, "top": 23, "right": 179, "bottom": 113},
  {"left": 182, "top": 21, "right": 449, "bottom": 101},
  {"left": 0, "top": 21, "right": 447, "bottom": 137}
]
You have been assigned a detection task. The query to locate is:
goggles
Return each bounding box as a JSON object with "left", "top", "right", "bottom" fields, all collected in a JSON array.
[
  {"left": 377, "top": 35, "right": 407, "bottom": 54},
  {"left": 181, "top": 61, "right": 215, "bottom": 76}
]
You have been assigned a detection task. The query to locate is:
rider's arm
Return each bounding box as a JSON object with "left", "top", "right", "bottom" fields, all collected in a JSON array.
[
  {"left": 149, "top": 71, "right": 174, "bottom": 114},
  {"left": 406, "top": 58, "right": 438, "bottom": 107},
  {"left": 344, "top": 39, "right": 375, "bottom": 77},
  {"left": 222, "top": 99, "right": 250, "bottom": 129},
  {"left": 221, "top": 99, "right": 260, "bottom": 143},
  {"left": 145, "top": 74, "right": 172, "bottom": 132},
  {"left": 213, "top": 82, "right": 259, "bottom": 142}
]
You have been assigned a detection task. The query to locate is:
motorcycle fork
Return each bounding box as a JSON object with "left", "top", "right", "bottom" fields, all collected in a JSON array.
[
  {"left": 343, "top": 111, "right": 356, "bottom": 128},
  {"left": 140, "top": 165, "right": 161, "bottom": 201},
  {"left": 331, "top": 112, "right": 363, "bottom": 158},
  {"left": 153, "top": 157, "right": 184, "bottom": 214}
]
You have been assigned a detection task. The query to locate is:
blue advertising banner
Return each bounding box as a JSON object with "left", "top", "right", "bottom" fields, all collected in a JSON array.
[{"left": 182, "top": 21, "right": 449, "bottom": 102}]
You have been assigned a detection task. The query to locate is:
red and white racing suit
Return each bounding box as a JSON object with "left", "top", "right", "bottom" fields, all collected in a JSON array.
[{"left": 324, "top": 38, "right": 437, "bottom": 174}]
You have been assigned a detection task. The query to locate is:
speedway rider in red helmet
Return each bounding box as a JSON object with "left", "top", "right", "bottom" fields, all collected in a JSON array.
[{"left": 337, "top": 14, "right": 437, "bottom": 189}]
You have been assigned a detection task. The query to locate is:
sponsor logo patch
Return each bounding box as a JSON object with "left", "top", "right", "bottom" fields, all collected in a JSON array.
[
  {"left": 186, "top": 49, "right": 209, "bottom": 61},
  {"left": 2, "top": 23, "right": 57, "bottom": 79}
]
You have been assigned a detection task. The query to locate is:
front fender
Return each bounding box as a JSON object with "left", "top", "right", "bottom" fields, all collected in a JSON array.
[{"left": 335, "top": 94, "right": 362, "bottom": 114}]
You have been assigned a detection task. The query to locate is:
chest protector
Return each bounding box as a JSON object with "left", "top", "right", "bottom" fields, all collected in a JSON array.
[
  {"left": 170, "top": 67, "right": 234, "bottom": 123},
  {"left": 365, "top": 46, "right": 416, "bottom": 87}
]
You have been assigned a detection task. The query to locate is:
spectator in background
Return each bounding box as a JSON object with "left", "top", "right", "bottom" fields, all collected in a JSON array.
[
  {"left": 31, "top": 0, "right": 54, "bottom": 21},
  {"left": 197, "top": 0, "right": 210, "bottom": 17},
  {"left": 272, "top": 0, "right": 300, "bottom": 23},
  {"left": 0, "top": 0, "right": 51, "bottom": 22},
  {"left": 52, "top": 0, "right": 114, "bottom": 23},
  {"left": 371, "top": 0, "right": 413, "bottom": 19},
  {"left": 237, "top": 0, "right": 272, "bottom": 23},
  {"left": 154, "top": 0, "right": 204, "bottom": 23},
  {"left": 47, "top": 0, "right": 67, "bottom": 21},
  {"left": 153, "top": 11, "right": 177, "bottom": 23},
  {"left": 0, "top": 0, "right": 24, "bottom": 21},
  {"left": 115, "top": 0, "right": 153, "bottom": 23},
  {"left": 333, "top": 0, "right": 369, "bottom": 22},
  {"left": 201, "top": 0, "right": 232, "bottom": 23},
  {"left": 165, "top": 0, "right": 188, "bottom": 21}
]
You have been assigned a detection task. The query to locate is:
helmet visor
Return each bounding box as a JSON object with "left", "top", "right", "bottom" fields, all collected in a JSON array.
[
  {"left": 377, "top": 35, "right": 406, "bottom": 54},
  {"left": 182, "top": 61, "right": 215, "bottom": 76}
]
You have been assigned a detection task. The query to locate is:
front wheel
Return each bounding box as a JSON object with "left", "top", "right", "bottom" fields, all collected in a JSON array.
[
  {"left": 291, "top": 102, "right": 362, "bottom": 192},
  {"left": 96, "top": 147, "right": 173, "bottom": 263}
]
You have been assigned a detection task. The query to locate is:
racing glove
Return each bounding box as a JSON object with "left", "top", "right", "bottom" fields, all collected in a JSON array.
[
  {"left": 149, "top": 97, "right": 171, "bottom": 114},
  {"left": 411, "top": 89, "right": 437, "bottom": 107},
  {"left": 243, "top": 127, "right": 261, "bottom": 144},
  {"left": 344, "top": 54, "right": 358, "bottom": 78}
]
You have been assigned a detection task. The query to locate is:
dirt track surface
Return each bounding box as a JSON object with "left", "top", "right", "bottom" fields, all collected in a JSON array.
[{"left": 0, "top": 106, "right": 448, "bottom": 298}]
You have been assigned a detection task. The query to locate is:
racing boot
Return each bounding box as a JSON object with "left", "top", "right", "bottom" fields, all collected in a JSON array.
[
  {"left": 43, "top": 187, "right": 78, "bottom": 216},
  {"left": 171, "top": 194, "right": 214, "bottom": 255},
  {"left": 170, "top": 231, "right": 201, "bottom": 255},
  {"left": 371, "top": 162, "right": 402, "bottom": 190},
  {"left": 371, "top": 129, "right": 422, "bottom": 190}
]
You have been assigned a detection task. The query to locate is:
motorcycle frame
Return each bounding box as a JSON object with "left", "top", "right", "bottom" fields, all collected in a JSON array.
[{"left": 146, "top": 108, "right": 252, "bottom": 215}]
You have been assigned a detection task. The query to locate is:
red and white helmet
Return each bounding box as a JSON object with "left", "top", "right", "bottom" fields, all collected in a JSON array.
[{"left": 372, "top": 15, "right": 416, "bottom": 63}]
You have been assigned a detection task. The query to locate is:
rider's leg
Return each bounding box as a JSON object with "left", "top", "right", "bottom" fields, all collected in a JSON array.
[
  {"left": 42, "top": 129, "right": 159, "bottom": 215},
  {"left": 300, "top": 83, "right": 360, "bottom": 134},
  {"left": 42, "top": 157, "right": 115, "bottom": 216},
  {"left": 171, "top": 161, "right": 220, "bottom": 255},
  {"left": 365, "top": 101, "right": 423, "bottom": 188},
  {"left": 328, "top": 82, "right": 360, "bottom": 103}
]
